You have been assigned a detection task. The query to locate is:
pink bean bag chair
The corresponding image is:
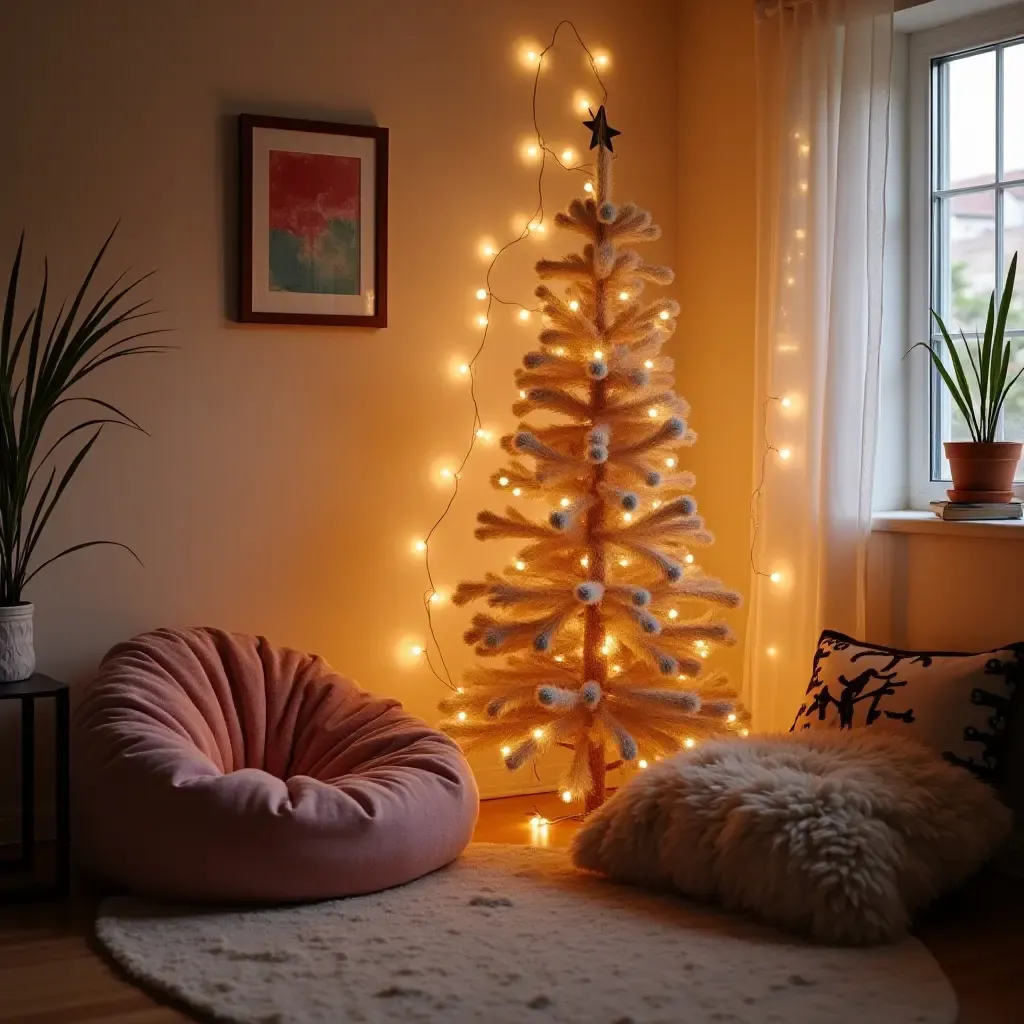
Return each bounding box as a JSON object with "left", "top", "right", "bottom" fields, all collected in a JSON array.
[{"left": 73, "top": 627, "right": 479, "bottom": 902}]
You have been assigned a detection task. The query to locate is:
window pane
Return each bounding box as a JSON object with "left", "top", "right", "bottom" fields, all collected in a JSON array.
[
  {"left": 935, "top": 190, "right": 996, "bottom": 334},
  {"left": 942, "top": 51, "right": 996, "bottom": 189},
  {"left": 1005, "top": 186, "right": 1024, "bottom": 329},
  {"left": 1005, "top": 339, "right": 1024, "bottom": 478},
  {"left": 1004, "top": 44, "right": 1024, "bottom": 182}
]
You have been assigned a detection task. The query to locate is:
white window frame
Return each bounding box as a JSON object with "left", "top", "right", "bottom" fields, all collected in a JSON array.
[{"left": 907, "top": 3, "right": 1024, "bottom": 508}]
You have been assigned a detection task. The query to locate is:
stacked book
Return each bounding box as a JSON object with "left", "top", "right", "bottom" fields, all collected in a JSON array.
[{"left": 929, "top": 501, "right": 1023, "bottom": 521}]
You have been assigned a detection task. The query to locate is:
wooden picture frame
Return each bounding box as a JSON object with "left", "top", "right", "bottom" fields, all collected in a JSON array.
[{"left": 238, "top": 114, "right": 388, "bottom": 327}]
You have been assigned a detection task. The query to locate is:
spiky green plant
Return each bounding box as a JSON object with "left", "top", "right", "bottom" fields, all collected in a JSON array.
[
  {"left": 0, "top": 228, "right": 167, "bottom": 605},
  {"left": 911, "top": 251, "right": 1022, "bottom": 443}
]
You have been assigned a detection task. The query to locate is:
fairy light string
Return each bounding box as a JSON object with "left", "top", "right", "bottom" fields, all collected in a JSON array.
[{"left": 414, "top": 21, "right": 611, "bottom": 691}]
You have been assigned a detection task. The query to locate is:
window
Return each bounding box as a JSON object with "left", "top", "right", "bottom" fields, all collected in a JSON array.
[{"left": 908, "top": 4, "right": 1024, "bottom": 506}]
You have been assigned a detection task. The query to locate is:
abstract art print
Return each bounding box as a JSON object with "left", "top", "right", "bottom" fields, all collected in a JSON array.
[{"left": 239, "top": 115, "right": 388, "bottom": 327}]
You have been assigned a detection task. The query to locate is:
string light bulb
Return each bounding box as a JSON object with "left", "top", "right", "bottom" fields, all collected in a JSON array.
[
  {"left": 512, "top": 487, "right": 522, "bottom": 496},
  {"left": 593, "top": 349, "right": 604, "bottom": 359},
  {"left": 410, "top": 645, "right": 424, "bottom": 657},
  {"left": 476, "top": 315, "right": 488, "bottom": 327},
  {"left": 740, "top": 728, "right": 750, "bottom": 737},
  {"left": 594, "top": 53, "right": 610, "bottom": 67},
  {"left": 429, "top": 591, "right": 443, "bottom": 605},
  {"left": 501, "top": 746, "right": 511, "bottom": 757},
  {"left": 659, "top": 310, "right": 670, "bottom": 320},
  {"left": 515, "top": 560, "right": 526, "bottom": 571},
  {"left": 769, "top": 571, "right": 783, "bottom": 584},
  {"left": 583, "top": 181, "right": 594, "bottom": 193},
  {"left": 414, "top": 539, "right": 427, "bottom": 553},
  {"left": 458, "top": 363, "right": 470, "bottom": 376},
  {"left": 780, "top": 396, "right": 793, "bottom": 408},
  {"left": 622, "top": 512, "right": 632, "bottom": 522},
  {"left": 519, "top": 389, "right": 527, "bottom": 399},
  {"left": 665, "top": 457, "right": 676, "bottom": 468},
  {"left": 644, "top": 359, "right": 654, "bottom": 369},
  {"left": 727, "top": 713, "right": 737, "bottom": 723},
  {"left": 684, "top": 737, "right": 696, "bottom": 749},
  {"left": 498, "top": 476, "right": 509, "bottom": 487},
  {"left": 476, "top": 428, "right": 492, "bottom": 441},
  {"left": 561, "top": 148, "right": 575, "bottom": 164},
  {"left": 618, "top": 557, "right": 629, "bottom": 567},
  {"left": 457, "top": 711, "right": 467, "bottom": 722},
  {"left": 619, "top": 291, "right": 629, "bottom": 300},
  {"left": 778, "top": 447, "right": 792, "bottom": 461},
  {"left": 638, "top": 759, "right": 648, "bottom": 769},
  {"left": 648, "top": 407, "right": 658, "bottom": 418},
  {"left": 684, "top": 553, "right": 694, "bottom": 564},
  {"left": 568, "top": 300, "right": 579, "bottom": 311},
  {"left": 519, "top": 309, "right": 531, "bottom": 321},
  {"left": 668, "top": 608, "right": 678, "bottom": 619},
  {"left": 561, "top": 790, "right": 573, "bottom": 803},
  {"left": 766, "top": 646, "right": 778, "bottom": 658},
  {"left": 533, "top": 727, "right": 544, "bottom": 740}
]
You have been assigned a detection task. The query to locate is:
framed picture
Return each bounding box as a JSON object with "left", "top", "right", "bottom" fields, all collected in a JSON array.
[{"left": 239, "top": 114, "right": 388, "bottom": 327}]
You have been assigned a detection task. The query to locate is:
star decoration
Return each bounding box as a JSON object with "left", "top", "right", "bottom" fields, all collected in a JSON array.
[{"left": 583, "top": 105, "right": 621, "bottom": 153}]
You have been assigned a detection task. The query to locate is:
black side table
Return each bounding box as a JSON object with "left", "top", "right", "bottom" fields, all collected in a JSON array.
[{"left": 0, "top": 674, "right": 70, "bottom": 899}]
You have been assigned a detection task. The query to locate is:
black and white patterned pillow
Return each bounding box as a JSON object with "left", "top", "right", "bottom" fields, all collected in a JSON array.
[{"left": 791, "top": 630, "right": 1023, "bottom": 784}]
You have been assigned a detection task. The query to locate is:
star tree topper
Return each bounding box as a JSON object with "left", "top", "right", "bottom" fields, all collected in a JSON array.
[{"left": 583, "top": 104, "right": 621, "bottom": 152}]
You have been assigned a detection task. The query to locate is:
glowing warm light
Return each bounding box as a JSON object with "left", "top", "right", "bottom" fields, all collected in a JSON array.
[
  {"left": 533, "top": 728, "right": 544, "bottom": 740},
  {"left": 519, "top": 309, "right": 531, "bottom": 321},
  {"left": 512, "top": 487, "right": 522, "bottom": 496},
  {"left": 618, "top": 558, "right": 629, "bottom": 567},
  {"left": 766, "top": 646, "right": 778, "bottom": 658},
  {"left": 769, "top": 571, "right": 783, "bottom": 584},
  {"left": 501, "top": 746, "right": 512, "bottom": 757},
  {"left": 527, "top": 145, "right": 538, "bottom": 158},
  {"left": 678, "top": 674, "right": 688, "bottom": 681},
  {"left": 528, "top": 220, "right": 546, "bottom": 234},
  {"left": 668, "top": 608, "right": 678, "bottom": 619},
  {"left": 652, "top": 500, "right": 661, "bottom": 509},
  {"left": 515, "top": 560, "right": 527, "bottom": 571},
  {"left": 410, "top": 645, "right": 424, "bottom": 657},
  {"left": 561, "top": 148, "right": 575, "bottom": 164},
  {"left": 684, "top": 553, "right": 694, "bottom": 564},
  {"left": 644, "top": 359, "right": 654, "bottom": 369},
  {"left": 684, "top": 737, "right": 696, "bottom": 749},
  {"left": 429, "top": 591, "right": 443, "bottom": 605},
  {"left": 622, "top": 512, "right": 632, "bottom": 522},
  {"left": 458, "top": 363, "right": 470, "bottom": 376},
  {"left": 799, "top": 143, "right": 810, "bottom": 155},
  {"left": 665, "top": 457, "right": 676, "bottom": 468},
  {"left": 554, "top": 347, "right": 566, "bottom": 356},
  {"left": 580, "top": 556, "right": 589, "bottom": 568},
  {"left": 594, "top": 53, "right": 610, "bottom": 67},
  {"left": 498, "top": 476, "right": 510, "bottom": 487},
  {"left": 560, "top": 497, "right": 571, "bottom": 507},
  {"left": 561, "top": 790, "right": 573, "bottom": 803},
  {"left": 414, "top": 539, "right": 427, "bottom": 553},
  {"left": 479, "top": 240, "right": 497, "bottom": 259},
  {"left": 583, "top": 182, "right": 594, "bottom": 193},
  {"left": 798, "top": 181, "right": 808, "bottom": 193},
  {"left": 619, "top": 291, "right": 629, "bottom": 301},
  {"left": 611, "top": 664, "right": 622, "bottom": 674},
  {"left": 554, "top": 655, "right": 564, "bottom": 663},
  {"left": 457, "top": 711, "right": 467, "bottom": 722},
  {"left": 647, "top": 407, "right": 658, "bottom": 418},
  {"left": 795, "top": 228, "right": 806, "bottom": 240},
  {"left": 740, "top": 728, "right": 750, "bottom": 737},
  {"left": 785, "top": 276, "right": 795, "bottom": 288},
  {"left": 576, "top": 94, "right": 592, "bottom": 113},
  {"left": 475, "top": 288, "right": 488, "bottom": 300},
  {"left": 780, "top": 396, "right": 793, "bottom": 408},
  {"left": 439, "top": 467, "right": 454, "bottom": 480},
  {"left": 477, "top": 315, "right": 489, "bottom": 327},
  {"left": 593, "top": 349, "right": 604, "bottom": 359},
  {"left": 457, "top": 687, "right": 464, "bottom": 694},
  {"left": 727, "top": 713, "right": 738, "bottom": 723},
  {"left": 476, "top": 428, "right": 493, "bottom": 441},
  {"left": 519, "top": 389, "right": 527, "bottom": 399},
  {"left": 638, "top": 759, "right": 648, "bottom": 769},
  {"left": 659, "top": 310, "right": 670, "bottom": 320},
  {"left": 568, "top": 300, "right": 579, "bottom": 311},
  {"left": 778, "top": 447, "right": 792, "bottom": 461}
]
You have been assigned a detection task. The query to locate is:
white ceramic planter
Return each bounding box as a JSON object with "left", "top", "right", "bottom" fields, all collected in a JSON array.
[{"left": 0, "top": 603, "right": 35, "bottom": 682}]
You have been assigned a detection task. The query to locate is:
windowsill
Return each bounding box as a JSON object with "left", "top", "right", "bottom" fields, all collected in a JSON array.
[{"left": 872, "top": 510, "right": 1024, "bottom": 539}]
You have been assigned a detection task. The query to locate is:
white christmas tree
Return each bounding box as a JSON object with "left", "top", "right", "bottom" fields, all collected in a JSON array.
[{"left": 441, "top": 110, "right": 746, "bottom": 812}]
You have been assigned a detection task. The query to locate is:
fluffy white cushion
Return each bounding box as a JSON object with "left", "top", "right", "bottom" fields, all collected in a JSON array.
[{"left": 571, "top": 731, "right": 1011, "bottom": 945}]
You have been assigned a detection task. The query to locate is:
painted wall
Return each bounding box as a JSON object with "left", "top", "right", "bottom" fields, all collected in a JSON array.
[
  {"left": 675, "top": 0, "right": 758, "bottom": 694},
  {"left": 0, "top": 0, "right": 681, "bottom": 812}
]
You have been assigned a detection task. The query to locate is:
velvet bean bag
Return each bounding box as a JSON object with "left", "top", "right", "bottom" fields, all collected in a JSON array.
[{"left": 73, "top": 627, "right": 479, "bottom": 902}]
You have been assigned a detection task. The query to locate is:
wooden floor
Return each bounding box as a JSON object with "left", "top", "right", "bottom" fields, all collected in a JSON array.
[{"left": 1, "top": 792, "right": 1022, "bottom": 1023}]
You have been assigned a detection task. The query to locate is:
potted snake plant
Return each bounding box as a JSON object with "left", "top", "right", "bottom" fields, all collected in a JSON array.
[
  {"left": 0, "top": 228, "right": 165, "bottom": 681},
  {"left": 912, "top": 252, "right": 1022, "bottom": 502}
]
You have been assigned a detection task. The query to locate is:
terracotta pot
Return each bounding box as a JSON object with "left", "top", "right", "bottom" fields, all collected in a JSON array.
[
  {"left": 0, "top": 602, "right": 35, "bottom": 682},
  {"left": 944, "top": 441, "right": 1023, "bottom": 502}
]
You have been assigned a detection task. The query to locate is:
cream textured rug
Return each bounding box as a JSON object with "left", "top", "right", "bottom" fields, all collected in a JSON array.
[{"left": 96, "top": 844, "right": 956, "bottom": 1024}]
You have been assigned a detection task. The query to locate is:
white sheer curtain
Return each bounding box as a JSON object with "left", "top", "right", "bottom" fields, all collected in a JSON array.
[{"left": 746, "top": 0, "right": 894, "bottom": 731}]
